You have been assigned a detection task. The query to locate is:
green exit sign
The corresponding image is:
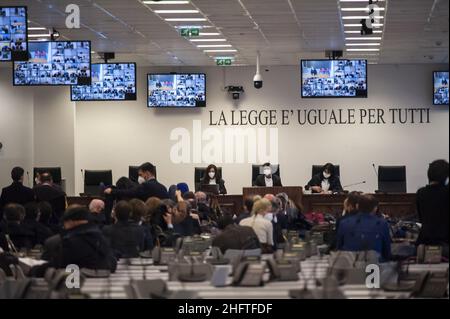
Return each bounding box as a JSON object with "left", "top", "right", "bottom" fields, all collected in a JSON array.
[
  {"left": 180, "top": 28, "right": 200, "bottom": 37},
  {"left": 216, "top": 58, "right": 233, "bottom": 66}
]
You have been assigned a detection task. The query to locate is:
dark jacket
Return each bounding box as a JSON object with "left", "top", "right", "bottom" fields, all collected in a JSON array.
[
  {"left": 111, "top": 179, "right": 168, "bottom": 201},
  {"left": 0, "top": 222, "right": 35, "bottom": 251},
  {"left": 212, "top": 224, "right": 260, "bottom": 254},
  {"left": 34, "top": 184, "right": 66, "bottom": 222},
  {"left": 102, "top": 221, "right": 145, "bottom": 258},
  {"left": 173, "top": 216, "right": 202, "bottom": 237},
  {"left": 336, "top": 212, "right": 392, "bottom": 262},
  {"left": 0, "top": 182, "right": 35, "bottom": 218},
  {"left": 416, "top": 184, "right": 449, "bottom": 245},
  {"left": 307, "top": 173, "right": 343, "bottom": 193},
  {"left": 21, "top": 219, "right": 54, "bottom": 247},
  {"left": 254, "top": 174, "right": 283, "bottom": 187},
  {"left": 41, "top": 223, "right": 117, "bottom": 272},
  {"left": 200, "top": 178, "right": 227, "bottom": 195}
]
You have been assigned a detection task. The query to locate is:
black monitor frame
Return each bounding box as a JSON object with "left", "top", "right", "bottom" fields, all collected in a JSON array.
[
  {"left": 301, "top": 59, "right": 368, "bottom": 99},
  {"left": 0, "top": 6, "right": 28, "bottom": 62},
  {"left": 70, "top": 62, "right": 137, "bottom": 102},
  {"left": 147, "top": 73, "right": 207, "bottom": 108},
  {"left": 12, "top": 40, "right": 92, "bottom": 87}
]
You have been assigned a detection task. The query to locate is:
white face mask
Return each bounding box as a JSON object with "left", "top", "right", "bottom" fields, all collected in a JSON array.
[
  {"left": 265, "top": 213, "right": 274, "bottom": 222},
  {"left": 208, "top": 172, "right": 216, "bottom": 179},
  {"left": 138, "top": 176, "right": 146, "bottom": 185},
  {"left": 323, "top": 172, "right": 331, "bottom": 179},
  {"left": 264, "top": 169, "right": 272, "bottom": 177}
]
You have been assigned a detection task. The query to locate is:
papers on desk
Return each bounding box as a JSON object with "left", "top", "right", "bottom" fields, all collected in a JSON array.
[{"left": 19, "top": 258, "right": 48, "bottom": 274}]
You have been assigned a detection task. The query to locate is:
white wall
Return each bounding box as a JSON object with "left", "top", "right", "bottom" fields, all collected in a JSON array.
[
  {"left": 74, "top": 64, "right": 450, "bottom": 195},
  {"left": 0, "top": 70, "right": 34, "bottom": 188},
  {"left": 1, "top": 64, "right": 449, "bottom": 196}
]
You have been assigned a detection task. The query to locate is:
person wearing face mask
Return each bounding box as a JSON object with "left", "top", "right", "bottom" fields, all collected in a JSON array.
[
  {"left": 254, "top": 163, "right": 283, "bottom": 187},
  {"left": 200, "top": 164, "right": 227, "bottom": 195},
  {"left": 104, "top": 162, "right": 168, "bottom": 202},
  {"left": 416, "top": 160, "right": 449, "bottom": 254},
  {"left": 306, "top": 163, "right": 343, "bottom": 194}
]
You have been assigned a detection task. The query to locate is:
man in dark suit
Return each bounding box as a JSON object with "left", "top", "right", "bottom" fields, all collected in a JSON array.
[
  {"left": 254, "top": 163, "right": 283, "bottom": 187},
  {"left": 0, "top": 167, "right": 35, "bottom": 220},
  {"left": 104, "top": 162, "right": 168, "bottom": 201},
  {"left": 33, "top": 172, "right": 67, "bottom": 224},
  {"left": 102, "top": 201, "right": 145, "bottom": 258}
]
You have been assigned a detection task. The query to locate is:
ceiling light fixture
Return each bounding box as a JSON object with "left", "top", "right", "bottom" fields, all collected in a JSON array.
[
  {"left": 143, "top": 1, "right": 190, "bottom": 4},
  {"left": 342, "top": 16, "right": 384, "bottom": 19},
  {"left": 203, "top": 49, "right": 237, "bottom": 53},
  {"left": 165, "top": 18, "right": 207, "bottom": 22},
  {"left": 345, "top": 37, "right": 382, "bottom": 40},
  {"left": 154, "top": 10, "right": 199, "bottom": 14},
  {"left": 27, "top": 27, "right": 47, "bottom": 31},
  {"left": 346, "top": 48, "right": 380, "bottom": 51},
  {"left": 344, "top": 23, "right": 383, "bottom": 27},
  {"left": 341, "top": 7, "right": 385, "bottom": 11},
  {"left": 197, "top": 44, "right": 233, "bottom": 48},
  {"left": 190, "top": 39, "right": 227, "bottom": 42},
  {"left": 345, "top": 43, "right": 381, "bottom": 46}
]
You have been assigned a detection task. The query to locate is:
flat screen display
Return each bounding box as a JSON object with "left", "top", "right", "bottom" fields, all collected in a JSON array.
[
  {"left": 148, "top": 73, "right": 206, "bottom": 108},
  {"left": 433, "top": 71, "right": 449, "bottom": 105},
  {"left": 71, "top": 63, "right": 137, "bottom": 101},
  {"left": 301, "top": 60, "right": 368, "bottom": 98},
  {"left": 13, "top": 41, "right": 91, "bottom": 86},
  {"left": 0, "top": 6, "right": 28, "bottom": 61}
]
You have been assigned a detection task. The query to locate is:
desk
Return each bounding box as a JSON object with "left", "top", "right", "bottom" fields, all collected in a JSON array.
[{"left": 302, "top": 193, "right": 417, "bottom": 218}]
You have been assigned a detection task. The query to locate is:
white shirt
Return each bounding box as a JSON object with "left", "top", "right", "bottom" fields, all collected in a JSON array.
[
  {"left": 209, "top": 178, "right": 217, "bottom": 185},
  {"left": 239, "top": 215, "right": 274, "bottom": 246},
  {"left": 321, "top": 179, "right": 330, "bottom": 192},
  {"left": 265, "top": 177, "right": 274, "bottom": 187}
]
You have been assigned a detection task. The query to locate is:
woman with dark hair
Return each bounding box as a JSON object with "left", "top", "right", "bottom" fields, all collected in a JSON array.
[
  {"left": 201, "top": 164, "right": 227, "bottom": 195},
  {"left": 307, "top": 163, "right": 343, "bottom": 194}
]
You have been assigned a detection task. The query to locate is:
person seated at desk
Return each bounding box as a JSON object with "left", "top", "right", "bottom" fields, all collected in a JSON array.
[
  {"left": 336, "top": 194, "right": 391, "bottom": 262},
  {"left": 200, "top": 164, "right": 227, "bottom": 195},
  {"left": 212, "top": 214, "right": 260, "bottom": 254},
  {"left": 416, "top": 160, "right": 449, "bottom": 253},
  {"left": 104, "top": 162, "right": 168, "bottom": 201},
  {"left": 254, "top": 163, "right": 282, "bottom": 187},
  {"left": 307, "top": 163, "right": 343, "bottom": 194},
  {"left": 0, "top": 204, "right": 34, "bottom": 252},
  {"left": 239, "top": 198, "right": 274, "bottom": 253},
  {"left": 0, "top": 167, "right": 35, "bottom": 220},
  {"left": 41, "top": 206, "right": 117, "bottom": 272}
]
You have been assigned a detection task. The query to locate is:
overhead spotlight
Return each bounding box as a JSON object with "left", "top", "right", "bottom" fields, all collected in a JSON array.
[{"left": 51, "top": 28, "right": 60, "bottom": 41}]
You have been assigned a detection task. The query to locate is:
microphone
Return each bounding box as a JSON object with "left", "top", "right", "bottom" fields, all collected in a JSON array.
[
  {"left": 343, "top": 181, "right": 366, "bottom": 188},
  {"left": 372, "top": 164, "right": 379, "bottom": 178},
  {"left": 26, "top": 171, "right": 30, "bottom": 187}
]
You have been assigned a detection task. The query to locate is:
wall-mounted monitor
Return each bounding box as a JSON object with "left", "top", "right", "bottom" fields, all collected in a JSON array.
[
  {"left": 0, "top": 6, "right": 28, "bottom": 61},
  {"left": 13, "top": 41, "right": 91, "bottom": 86},
  {"left": 147, "top": 73, "right": 206, "bottom": 108},
  {"left": 433, "top": 71, "right": 449, "bottom": 106},
  {"left": 301, "top": 59, "right": 368, "bottom": 98},
  {"left": 71, "top": 63, "right": 137, "bottom": 101}
]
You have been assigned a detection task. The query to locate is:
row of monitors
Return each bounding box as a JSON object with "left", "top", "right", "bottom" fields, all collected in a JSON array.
[{"left": 1, "top": 6, "right": 448, "bottom": 105}]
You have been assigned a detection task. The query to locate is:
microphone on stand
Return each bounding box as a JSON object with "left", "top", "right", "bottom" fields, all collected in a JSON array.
[
  {"left": 26, "top": 171, "right": 30, "bottom": 187},
  {"left": 343, "top": 181, "right": 366, "bottom": 189}
]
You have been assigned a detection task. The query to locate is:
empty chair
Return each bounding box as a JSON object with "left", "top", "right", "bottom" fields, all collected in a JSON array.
[
  {"left": 34, "top": 167, "right": 62, "bottom": 185},
  {"left": 84, "top": 170, "right": 113, "bottom": 196},
  {"left": 251, "top": 164, "right": 281, "bottom": 186},
  {"left": 312, "top": 165, "right": 340, "bottom": 179},
  {"left": 377, "top": 166, "right": 407, "bottom": 193}
]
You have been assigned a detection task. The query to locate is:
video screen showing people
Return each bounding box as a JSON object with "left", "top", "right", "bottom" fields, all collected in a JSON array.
[
  {"left": 71, "top": 63, "right": 136, "bottom": 101},
  {"left": 302, "top": 60, "right": 368, "bottom": 98},
  {"left": 0, "top": 6, "right": 27, "bottom": 61},
  {"left": 13, "top": 41, "right": 91, "bottom": 86},
  {"left": 148, "top": 74, "right": 206, "bottom": 107},
  {"left": 434, "top": 71, "right": 449, "bottom": 105}
]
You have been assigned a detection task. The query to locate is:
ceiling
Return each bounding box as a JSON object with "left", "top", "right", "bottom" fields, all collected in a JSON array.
[{"left": 0, "top": 0, "right": 448, "bottom": 66}]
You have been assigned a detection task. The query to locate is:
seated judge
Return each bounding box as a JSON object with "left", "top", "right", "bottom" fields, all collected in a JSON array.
[
  {"left": 307, "top": 163, "right": 343, "bottom": 194},
  {"left": 254, "top": 163, "right": 283, "bottom": 187},
  {"left": 200, "top": 164, "right": 227, "bottom": 195}
]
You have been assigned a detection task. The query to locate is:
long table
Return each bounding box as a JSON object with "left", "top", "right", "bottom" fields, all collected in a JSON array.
[{"left": 68, "top": 189, "right": 417, "bottom": 218}]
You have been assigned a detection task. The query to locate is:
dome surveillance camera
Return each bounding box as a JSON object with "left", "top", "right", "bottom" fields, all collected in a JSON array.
[
  {"left": 254, "top": 51, "right": 263, "bottom": 89},
  {"left": 253, "top": 73, "right": 263, "bottom": 89}
]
